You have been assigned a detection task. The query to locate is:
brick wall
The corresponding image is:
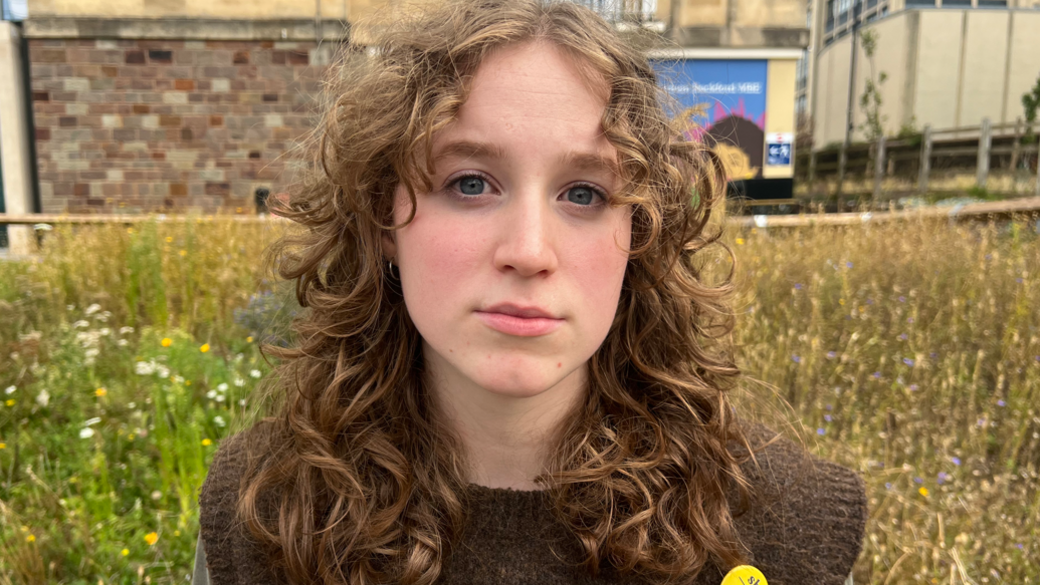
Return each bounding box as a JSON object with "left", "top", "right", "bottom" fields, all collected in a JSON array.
[{"left": 29, "top": 38, "right": 330, "bottom": 213}]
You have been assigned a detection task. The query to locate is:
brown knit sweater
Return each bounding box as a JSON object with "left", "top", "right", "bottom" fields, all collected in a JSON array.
[{"left": 196, "top": 422, "right": 867, "bottom": 585}]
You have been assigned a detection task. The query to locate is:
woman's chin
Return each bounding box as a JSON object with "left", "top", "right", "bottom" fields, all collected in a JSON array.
[{"left": 470, "top": 364, "right": 584, "bottom": 401}]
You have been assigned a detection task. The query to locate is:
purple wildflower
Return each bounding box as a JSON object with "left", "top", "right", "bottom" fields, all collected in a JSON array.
[
  {"left": 827, "top": 351, "right": 837, "bottom": 359},
  {"left": 817, "top": 428, "right": 825, "bottom": 436},
  {"left": 898, "top": 296, "right": 906, "bottom": 302},
  {"left": 903, "top": 358, "right": 915, "bottom": 367},
  {"left": 951, "top": 457, "right": 961, "bottom": 466},
  {"left": 1017, "top": 544, "right": 1024, "bottom": 550},
  {"left": 997, "top": 399, "right": 1006, "bottom": 407},
  {"left": 867, "top": 298, "right": 874, "bottom": 305},
  {"left": 873, "top": 371, "right": 882, "bottom": 379},
  {"left": 910, "top": 384, "right": 919, "bottom": 391},
  {"left": 846, "top": 261, "right": 853, "bottom": 268},
  {"left": 824, "top": 414, "right": 832, "bottom": 422},
  {"left": 885, "top": 482, "right": 892, "bottom": 490},
  {"left": 826, "top": 404, "right": 833, "bottom": 411},
  {"left": 985, "top": 254, "right": 992, "bottom": 260},
  {"left": 794, "top": 283, "right": 803, "bottom": 290},
  {"left": 937, "top": 472, "right": 950, "bottom": 485},
  {"left": 914, "top": 477, "right": 923, "bottom": 484},
  {"left": 792, "top": 355, "right": 802, "bottom": 363},
  {"left": 899, "top": 333, "right": 908, "bottom": 341},
  {"left": 931, "top": 352, "right": 938, "bottom": 359},
  {"left": 907, "top": 317, "right": 914, "bottom": 323},
  {"left": 1017, "top": 278, "right": 1024, "bottom": 284}
]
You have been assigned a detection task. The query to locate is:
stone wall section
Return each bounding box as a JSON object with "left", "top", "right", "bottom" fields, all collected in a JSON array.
[{"left": 29, "top": 38, "right": 330, "bottom": 213}]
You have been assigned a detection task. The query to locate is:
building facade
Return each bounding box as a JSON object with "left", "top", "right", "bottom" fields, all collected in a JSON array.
[
  {"left": 0, "top": 0, "right": 809, "bottom": 220},
  {"left": 796, "top": 0, "right": 1040, "bottom": 148}
]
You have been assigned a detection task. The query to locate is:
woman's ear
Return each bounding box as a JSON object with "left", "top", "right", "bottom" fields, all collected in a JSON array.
[{"left": 381, "top": 230, "right": 397, "bottom": 262}]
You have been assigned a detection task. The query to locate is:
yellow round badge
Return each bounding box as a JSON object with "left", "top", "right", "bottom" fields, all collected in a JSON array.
[{"left": 720, "top": 565, "right": 768, "bottom": 585}]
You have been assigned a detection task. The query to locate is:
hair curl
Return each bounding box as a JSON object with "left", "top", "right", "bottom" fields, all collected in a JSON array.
[{"left": 237, "top": 1, "right": 754, "bottom": 584}]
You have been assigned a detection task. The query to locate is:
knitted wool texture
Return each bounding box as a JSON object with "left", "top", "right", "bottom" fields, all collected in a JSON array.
[{"left": 198, "top": 422, "right": 867, "bottom": 585}]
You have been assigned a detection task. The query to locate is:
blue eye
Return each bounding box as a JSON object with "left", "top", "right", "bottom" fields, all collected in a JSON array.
[
  {"left": 566, "top": 186, "right": 597, "bottom": 206},
  {"left": 456, "top": 176, "right": 486, "bottom": 196}
]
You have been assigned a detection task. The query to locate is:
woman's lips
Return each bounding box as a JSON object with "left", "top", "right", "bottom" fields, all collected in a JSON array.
[{"left": 474, "top": 311, "right": 564, "bottom": 337}]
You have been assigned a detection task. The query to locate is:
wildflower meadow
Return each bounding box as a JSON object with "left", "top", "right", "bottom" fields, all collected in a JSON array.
[{"left": 0, "top": 211, "right": 1037, "bottom": 584}]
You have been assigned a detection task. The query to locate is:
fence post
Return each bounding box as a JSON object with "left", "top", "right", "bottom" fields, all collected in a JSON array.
[
  {"left": 809, "top": 149, "right": 817, "bottom": 189},
  {"left": 873, "top": 135, "right": 886, "bottom": 199},
  {"left": 837, "top": 143, "right": 847, "bottom": 206},
  {"left": 1010, "top": 117, "right": 1022, "bottom": 173},
  {"left": 918, "top": 125, "right": 932, "bottom": 194},
  {"left": 977, "top": 117, "right": 991, "bottom": 189}
]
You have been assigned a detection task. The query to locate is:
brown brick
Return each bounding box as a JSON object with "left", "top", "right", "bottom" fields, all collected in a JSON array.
[
  {"left": 102, "top": 65, "right": 118, "bottom": 77},
  {"left": 248, "top": 151, "right": 260, "bottom": 159},
  {"left": 205, "top": 182, "right": 230, "bottom": 196},
  {"left": 36, "top": 49, "right": 67, "bottom": 63},
  {"left": 36, "top": 128, "right": 51, "bottom": 140},
  {"left": 208, "top": 115, "right": 223, "bottom": 126},
  {"left": 174, "top": 78, "right": 195, "bottom": 91},
  {"left": 33, "top": 91, "right": 49, "bottom": 102},
  {"left": 233, "top": 50, "right": 249, "bottom": 64},
  {"left": 181, "top": 127, "right": 194, "bottom": 140},
  {"left": 125, "top": 50, "right": 145, "bottom": 64},
  {"left": 74, "top": 183, "right": 90, "bottom": 196},
  {"left": 262, "top": 93, "right": 278, "bottom": 103},
  {"left": 271, "top": 51, "right": 286, "bottom": 66},
  {"left": 287, "top": 51, "right": 309, "bottom": 65},
  {"left": 151, "top": 151, "right": 166, "bottom": 161},
  {"left": 148, "top": 49, "right": 173, "bottom": 63},
  {"left": 59, "top": 116, "right": 77, "bottom": 127},
  {"left": 132, "top": 104, "right": 150, "bottom": 114}
]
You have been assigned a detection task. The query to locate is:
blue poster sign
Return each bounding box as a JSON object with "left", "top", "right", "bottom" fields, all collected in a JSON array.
[{"left": 651, "top": 59, "right": 769, "bottom": 180}]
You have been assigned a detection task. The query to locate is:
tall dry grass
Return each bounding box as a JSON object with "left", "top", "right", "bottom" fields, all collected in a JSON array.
[{"left": 0, "top": 211, "right": 1036, "bottom": 583}]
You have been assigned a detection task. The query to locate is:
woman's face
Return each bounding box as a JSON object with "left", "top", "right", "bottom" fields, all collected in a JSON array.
[{"left": 387, "top": 40, "right": 631, "bottom": 401}]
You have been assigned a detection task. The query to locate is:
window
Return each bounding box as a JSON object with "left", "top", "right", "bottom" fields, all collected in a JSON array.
[
  {"left": 977, "top": 0, "right": 1007, "bottom": 7},
  {"left": 1, "top": 0, "right": 27, "bottom": 21},
  {"left": 905, "top": 0, "right": 936, "bottom": 6}
]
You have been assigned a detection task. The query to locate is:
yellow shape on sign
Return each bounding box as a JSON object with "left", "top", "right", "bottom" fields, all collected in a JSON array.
[{"left": 721, "top": 565, "right": 768, "bottom": 585}]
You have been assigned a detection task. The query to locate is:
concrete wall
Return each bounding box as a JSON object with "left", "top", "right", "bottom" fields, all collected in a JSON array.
[
  {"left": 0, "top": 22, "right": 36, "bottom": 254},
  {"left": 813, "top": 8, "right": 1040, "bottom": 147},
  {"left": 28, "top": 0, "right": 380, "bottom": 21},
  {"left": 763, "top": 57, "right": 796, "bottom": 179}
]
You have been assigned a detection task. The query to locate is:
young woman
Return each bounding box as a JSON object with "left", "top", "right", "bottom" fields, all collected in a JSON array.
[{"left": 195, "top": 1, "right": 867, "bottom": 584}]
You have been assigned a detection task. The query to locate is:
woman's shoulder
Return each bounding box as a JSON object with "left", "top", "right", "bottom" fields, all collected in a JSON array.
[
  {"left": 729, "top": 420, "right": 868, "bottom": 585},
  {"left": 197, "top": 419, "right": 282, "bottom": 585}
]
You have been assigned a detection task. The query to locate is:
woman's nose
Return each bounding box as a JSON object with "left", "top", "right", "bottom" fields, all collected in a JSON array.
[{"left": 492, "top": 193, "right": 559, "bottom": 278}]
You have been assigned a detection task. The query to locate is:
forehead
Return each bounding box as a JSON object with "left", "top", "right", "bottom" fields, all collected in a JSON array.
[{"left": 429, "top": 40, "right": 615, "bottom": 164}]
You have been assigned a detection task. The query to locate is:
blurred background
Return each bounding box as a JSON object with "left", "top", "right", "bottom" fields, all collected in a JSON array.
[{"left": 0, "top": 1, "right": 1038, "bottom": 584}]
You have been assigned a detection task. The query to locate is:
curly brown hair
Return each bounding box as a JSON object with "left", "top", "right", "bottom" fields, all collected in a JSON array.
[{"left": 235, "top": 1, "right": 754, "bottom": 584}]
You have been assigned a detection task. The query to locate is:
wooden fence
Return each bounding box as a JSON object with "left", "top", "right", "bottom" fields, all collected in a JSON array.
[
  {"left": 797, "top": 118, "right": 1040, "bottom": 202},
  {"left": 3, "top": 196, "right": 1040, "bottom": 234}
]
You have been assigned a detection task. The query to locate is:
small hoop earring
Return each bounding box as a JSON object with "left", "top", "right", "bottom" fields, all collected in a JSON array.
[{"left": 388, "top": 259, "right": 394, "bottom": 272}]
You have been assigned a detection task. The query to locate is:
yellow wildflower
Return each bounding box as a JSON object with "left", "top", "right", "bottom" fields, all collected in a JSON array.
[
  {"left": 246, "top": 336, "right": 253, "bottom": 343},
  {"left": 235, "top": 207, "right": 243, "bottom": 213},
  {"left": 126, "top": 227, "right": 134, "bottom": 234},
  {"left": 838, "top": 299, "right": 846, "bottom": 306},
  {"left": 178, "top": 250, "right": 187, "bottom": 257},
  {"left": 95, "top": 388, "right": 107, "bottom": 397},
  {"left": 202, "top": 438, "right": 213, "bottom": 446},
  {"left": 27, "top": 534, "right": 36, "bottom": 543},
  {"left": 0, "top": 443, "right": 5, "bottom": 449},
  {"left": 161, "top": 338, "right": 172, "bottom": 347},
  {"left": 200, "top": 343, "right": 210, "bottom": 353},
  {"left": 165, "top": 236, "right": 173, "bottom": 243},
  {"left": 735, "top": 238, "right": 745, "bottom": 245},
  {"left": 185, "top": 380, "right": 191, "bottom": 386},
  {"left": 174, "top": 530, "right": 181, "bottom": 537},
  {"left": 144, "top": 532, "right": 159, "bottom": 546},
  {"left": 121, "top": 548, "right": 129, "bottom": 556},
  {"left": 127, "top": 434, "right": 135, "bottom": 440},
  {"left": 919, "top": 487, "right": 929, "bottom": 497},
  {"left": 4, "top": 399, "right": 13, "bottom": 407}
]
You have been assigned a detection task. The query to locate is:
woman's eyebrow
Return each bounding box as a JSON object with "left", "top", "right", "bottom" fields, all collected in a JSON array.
[
  {"left": 432, "top": 140, "right": 505, "bottom": 165},
  {"left": 562, "top": 151, "right": 619, "bottom": 178}
]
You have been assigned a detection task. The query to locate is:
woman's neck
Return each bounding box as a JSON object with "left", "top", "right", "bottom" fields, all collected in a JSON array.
[{"left": 426, "top": 355, "right": 587, "bottom": 490}]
